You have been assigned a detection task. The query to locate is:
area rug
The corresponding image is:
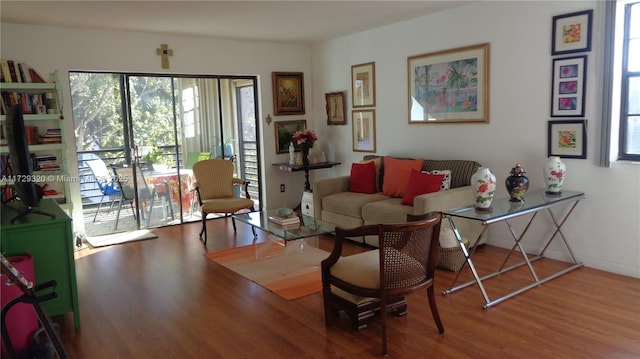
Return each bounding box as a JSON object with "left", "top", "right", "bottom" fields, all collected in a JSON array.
[
  {"left": 205, "top": 241, "right": 330, "bottom": 300},
  {"left": 86, "top": 229, "right": 158, "bottom": 248}
]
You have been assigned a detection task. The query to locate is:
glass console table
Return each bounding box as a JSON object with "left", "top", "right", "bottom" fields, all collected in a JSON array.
[{"left": 443, "top": 189, "right": 585, "bottom": 308}]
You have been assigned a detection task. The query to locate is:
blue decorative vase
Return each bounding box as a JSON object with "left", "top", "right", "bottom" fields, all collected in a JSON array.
[{"left": 505, "top": 163, "right": 529, "bottom": 202}]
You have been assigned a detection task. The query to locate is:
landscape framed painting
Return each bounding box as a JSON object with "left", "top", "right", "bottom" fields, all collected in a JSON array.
[
  {"left": 551, "top": 55, "right": 587, "bottom": 117},
  {"left": 352, "top": 110, "right": 376, "bottom": 152},
  {"left": 547, "top": 119, "right": 587, "bottom": 159},
  {"left": 408, "top": 43, "right": 489, "bottom": 123},
  {"left": 351, "top": 62, "right": 376, "bottom": 108},
  {"left": 272, "top": 72, "right": 305, "bottom": 115},
  {"left": 274, "top": 120, "right": 306, "bottom": 154},
  {"left": 551, "top": 9, "right": 593, "bottom": 55}
]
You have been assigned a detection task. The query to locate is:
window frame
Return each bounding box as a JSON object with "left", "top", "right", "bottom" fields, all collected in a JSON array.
[{"left": 618, "top": 1, "right": 640, "bottom": 161}]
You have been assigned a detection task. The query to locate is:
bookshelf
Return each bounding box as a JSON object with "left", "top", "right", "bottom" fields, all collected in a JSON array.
[{"left": 1, "top": 70, "right": 72, "bottom": 212}]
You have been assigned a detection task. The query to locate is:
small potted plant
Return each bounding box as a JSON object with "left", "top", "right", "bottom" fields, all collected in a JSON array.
[{"left": 143, "top": 146, "right": 170, "bottom": 171}]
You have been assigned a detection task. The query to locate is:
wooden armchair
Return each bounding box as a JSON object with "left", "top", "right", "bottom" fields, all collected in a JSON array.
[
  {"left": 321, "top": 212, "right": 444, "bottom": 355},
  {"left": 192, "top": 159, "right": 255, "bottom": 245}
]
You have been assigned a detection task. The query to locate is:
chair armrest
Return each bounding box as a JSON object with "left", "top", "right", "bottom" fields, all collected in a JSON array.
[
  {"left": 312, "top": 176, "right": 350, "bottom": 218},
  {"left": 233, "top": 177, "right": 251, "bottom": 199}
]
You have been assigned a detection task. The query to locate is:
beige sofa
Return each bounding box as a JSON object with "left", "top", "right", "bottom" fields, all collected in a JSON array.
[{"left": 312, "top": 156, "right": 486, "bottom": 247}]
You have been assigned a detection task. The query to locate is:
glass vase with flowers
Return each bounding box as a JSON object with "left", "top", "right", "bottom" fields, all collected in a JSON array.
[{"left": 292, "top": 129, "right": 317, "bottom": 167}]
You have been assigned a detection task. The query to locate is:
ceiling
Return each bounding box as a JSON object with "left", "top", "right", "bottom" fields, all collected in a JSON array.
[{"left": 0, "top": 1, "right": 474, "bottom": 44}]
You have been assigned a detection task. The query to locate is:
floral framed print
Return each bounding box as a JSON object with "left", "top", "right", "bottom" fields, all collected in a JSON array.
[
  {"left": 351, "top": 62, "right": 376, "bottom": 108},
  {"left": 272, "top": 72, "right": 305, "bottom": 115},
  {"left": 552, "top": 9, "right": 593, "bottom": 55},
  {"left": 352, "top": 110, "right": 376, "bottom": 152},
  {"left": 548, "top": 120, "right": 587, "bottom": 159},
  {"left": 408, "top": 43, "right": 489, "bottom": 123},
  {"left": 325, "top": 92, "right": 346, "bottom": 125},
  {"left": 551, "top": 55, "right": 587, "bottom": 117},
  {"left": 274, "top": 120, "right": 306, "bottom": 154}
]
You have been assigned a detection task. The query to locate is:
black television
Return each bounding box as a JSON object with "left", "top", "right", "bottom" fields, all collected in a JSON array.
[{"left": 4, "top": 105, "right": 54, "bottom": 223}]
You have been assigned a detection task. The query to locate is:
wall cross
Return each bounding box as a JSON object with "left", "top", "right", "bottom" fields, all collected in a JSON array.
[{"left": 156, "top": 44, "right": 173, "bottom": 69}]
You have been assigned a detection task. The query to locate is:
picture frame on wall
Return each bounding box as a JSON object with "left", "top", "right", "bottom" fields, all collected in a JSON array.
[
  {"left": 552, "top": 9, "right": 593, "bottom": 55},
  {"left": 272, "top": 72, "right": 305, "bottom": 115},
  {"left": 407, "top": 43, "right": 489, "bottom": 123},
  {"left": 551, "top": 55, "right": 587, "bottom": 117},
  {"left": 274, "top": 119, "right": 306, "bottom": 154},
  {"left": 352, "top": 109, "right": 376, "bottom": 152},
  {"left": 547, "top": 119, "right": 587, "bottom": 159},
  {"left": 325, "top": 92, "right": 346, "bottom": 125},
  {"left": 351, "top": 62, "right": 376, "bottom": 108}
]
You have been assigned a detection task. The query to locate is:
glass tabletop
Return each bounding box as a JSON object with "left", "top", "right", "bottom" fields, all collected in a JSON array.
[
  {"left": 444, "top": 189, "right": 585, "bottom": 224},
  {"left": 232, "top": 210, "right": 336, "bottom": 241}
]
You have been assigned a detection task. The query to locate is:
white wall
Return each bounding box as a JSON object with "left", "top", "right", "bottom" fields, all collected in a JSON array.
[
  {"left": 310, "top": 1, "right": 640, "bottom": 277},
  {"left": 1, "top": 23, "right": 314, "bottom": 233}
]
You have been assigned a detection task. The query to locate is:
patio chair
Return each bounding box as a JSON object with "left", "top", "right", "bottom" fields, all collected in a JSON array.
[
  {"left": 321, "top": 212, "right": 444, "bottom": 355},
  {"left": 111, "top": 165, "right": 174, "bottom": 230},
  {"left": 85, "top": 156, "right": 121, "bottom": 222},
  {"left": 192, "top": 159, "right": 255, "bottom": 245}
]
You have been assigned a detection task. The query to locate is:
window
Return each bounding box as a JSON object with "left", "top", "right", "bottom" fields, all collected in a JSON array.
[{"left": 618, "top": 1, "right": 640, "bottom": 160}]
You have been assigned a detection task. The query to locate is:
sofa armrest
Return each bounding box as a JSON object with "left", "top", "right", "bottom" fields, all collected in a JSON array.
[
  {"left": 413, "top": 186, "right": 471, "bottom": 213},
  {"left": 312, "top": 176, "right": 350, "bottom": 218},
  {"left": 413, "top": 186, "right": 485, "bottom": 246}
]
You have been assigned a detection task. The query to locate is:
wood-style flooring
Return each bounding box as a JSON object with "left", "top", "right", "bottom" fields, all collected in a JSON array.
[{"left": 54, "top": 218, "right": 640, "bottom": 358}]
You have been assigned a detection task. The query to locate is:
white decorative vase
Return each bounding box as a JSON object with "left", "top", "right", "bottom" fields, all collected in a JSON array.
[
  {"left": 470, "top": 167, "right": 496, "bottom": 211},
  {"left": 544, "top": 156, "right": 566, "bottom": 195}
]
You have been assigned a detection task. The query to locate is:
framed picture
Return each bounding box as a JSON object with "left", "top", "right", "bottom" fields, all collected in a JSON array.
[
  {"left": 274, "top": 120, "right": 306, "bottom": 154},
  {"left": 352, "top": 110, "right": 376, "bottom": 152},
  {"left": 325, "top": 92, "right": 346, "bottom": 125},
  {"left": 272, "top": 72, "right": 305, "bottom": 115},
  {"left": 551, "top": 55, "right": 587, "bottom": 117},
  {"left": 351, "top": 62, "right": 376, "bottom": 108},
  {"left": 408, "top": 43, "right": 489, "bottom": 123},
  {"left": 552, "top": 10, "right": 593, "bottom": 55},
  {"left": 548, "top": 120, "right": 587, "bottom": 159}
]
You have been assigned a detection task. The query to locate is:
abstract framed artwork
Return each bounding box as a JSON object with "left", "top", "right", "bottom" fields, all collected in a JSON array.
[
  {"left": 352, "top": 109, "right": 376, "bottom": 152},
  {"left": 552, "top": 9, "right": 593, "bottom": 55},
  {"left": 548, "top": 119, "right": 587, "bottom": 159},
  {"left": 274, "top": 119, "right": 306, "bottom": 154},
  {"left": 272, "top": 72, "right": 305, "bottom": 115},
  {"left": 351, "top": 62, "right": 376, "bottom": 108},
  {"left": 325, "top": 92, "right": 346, "bottom": 125},
  {"left": 551, "top": 55, "right": 587, "bottom": 117},
  {"left": 408, "top": 43, "right": 489, "bottom": 123}
]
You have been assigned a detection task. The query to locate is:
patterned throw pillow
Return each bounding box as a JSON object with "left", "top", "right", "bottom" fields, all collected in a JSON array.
[{"left": 424, "top": 169, "right": 451, "bottom": 191}]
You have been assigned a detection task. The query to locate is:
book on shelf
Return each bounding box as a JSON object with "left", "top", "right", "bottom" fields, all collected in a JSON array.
[
  {"left": 0, "top": 60, "right": 46, "bottom": 83},
  {"left": 268, "top": 214, "right": 300, "bottom": 226}
]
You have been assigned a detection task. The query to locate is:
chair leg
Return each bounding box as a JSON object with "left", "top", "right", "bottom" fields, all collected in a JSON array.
[
  {"left": 427, "top": 286, "right": 445, "bottom": 333},
  {"left": 199, "top": 211, "right": 207, "bottom": 245},
  {"left": 380, "top": 298, "right": 388, "bottom": 355},
  {"left": 113, "top": 199, "right": 124, "bottom": 231},
  {"left": 231, "top": 216, "right": 237, "bottom": 232},
  {"left": 93, "top": 195, "right": 106, "bottom": 222}
]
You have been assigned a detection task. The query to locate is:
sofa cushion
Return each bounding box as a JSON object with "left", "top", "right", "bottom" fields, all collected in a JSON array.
[
  {"left": 422, "top": 159, "right": 481, "bottom": 189},
  {"left": 401, "top": 169, "right": 444, "bottom": 205},
  {"left": 322, "top": 191, "right": 390, "bottom": 218},
  {"left": 362, "top": 198, "right": 413, "bottom": 225},
  {"left": 381, "top": 157, "right": 424, "bottom": 197},
  {"left": 349, "top": 161, "right": 377, "bottom": 194}
]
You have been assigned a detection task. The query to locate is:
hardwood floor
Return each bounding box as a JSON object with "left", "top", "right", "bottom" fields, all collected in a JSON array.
[{"left": 55, "top": 218, "right": 640, "bottom": 358}]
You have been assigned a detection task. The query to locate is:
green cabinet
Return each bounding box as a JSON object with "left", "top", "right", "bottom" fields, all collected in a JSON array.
[{"left": 1, "top": 199, "right": 80, "bottom": 329}]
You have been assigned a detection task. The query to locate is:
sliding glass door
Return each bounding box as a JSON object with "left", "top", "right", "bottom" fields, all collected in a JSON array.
[{"left": 71, "top": 72, "right": 261, "bottom": 238}]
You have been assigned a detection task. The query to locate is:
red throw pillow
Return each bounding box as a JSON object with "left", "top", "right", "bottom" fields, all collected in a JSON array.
[
  {"left": 349, "top": 161, "right": 377, "bottom": 194},
  {"left": 401, "top": 169, "right": 445, "bottom": 205},
  {"left": 382, "top": 157, "right": 424, "bottom": 197}
]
